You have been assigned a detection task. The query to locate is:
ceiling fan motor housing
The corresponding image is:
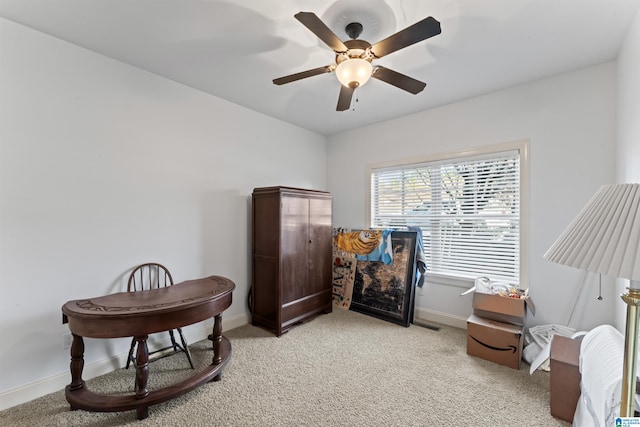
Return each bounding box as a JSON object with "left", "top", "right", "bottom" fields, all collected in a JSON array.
[{"left": 336, "top": 39, "right": 373, "bottom": 64}]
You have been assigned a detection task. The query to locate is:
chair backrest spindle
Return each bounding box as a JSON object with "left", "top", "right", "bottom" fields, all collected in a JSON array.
[{"left": 127, "top": 263, "right": 173, "bottom": 292}]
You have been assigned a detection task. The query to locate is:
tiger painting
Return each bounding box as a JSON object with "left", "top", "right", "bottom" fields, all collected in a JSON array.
[{"left": 334, "top": 229, "right": 382, "bottom": 256}]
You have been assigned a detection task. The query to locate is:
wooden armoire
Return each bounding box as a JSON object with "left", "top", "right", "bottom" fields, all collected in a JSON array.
[{"left": 251, "top": 186, "right": 332, "bottom": 336}]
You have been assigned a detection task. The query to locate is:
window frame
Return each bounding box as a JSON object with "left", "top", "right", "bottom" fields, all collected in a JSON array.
[{"left": 365, "top": 140, "right": 530, "bottom": 289}]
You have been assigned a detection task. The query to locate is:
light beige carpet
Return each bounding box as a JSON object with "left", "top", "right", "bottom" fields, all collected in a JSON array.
[{"left": 1, "top": 309, "right": 569, "bottom": 426}]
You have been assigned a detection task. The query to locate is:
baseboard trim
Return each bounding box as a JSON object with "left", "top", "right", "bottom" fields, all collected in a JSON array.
[
  {"left": 414, "top": 307, "right": 468, "bottom": 330},
  {"left": 0, "top": 312, "right": 249, "bottom": 411}
]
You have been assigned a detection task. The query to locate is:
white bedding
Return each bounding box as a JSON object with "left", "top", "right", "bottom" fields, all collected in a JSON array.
[{"left": 573, "top": 325, "right": 625, "bottom": 427}]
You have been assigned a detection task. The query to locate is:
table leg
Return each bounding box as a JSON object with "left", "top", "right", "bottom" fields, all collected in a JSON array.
[
  {"left": 136, "top": 405, "right": 149, "bottom": 420},
  {"left": 69, "top": 334, "right": 85, "bottom": 395},
  {"left": 134, "top": 336, "right": 150, "bottom": 419},
  {"left": 134, "top": 336, "right": 150, "bottom": 398},
  {"left": 212, "top": 314, "right": 223, "bottom": 381}
]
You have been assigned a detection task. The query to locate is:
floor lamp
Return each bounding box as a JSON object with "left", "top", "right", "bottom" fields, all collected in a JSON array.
[{"left": 544, "top": 183, "right": 640, "bottom": 418}]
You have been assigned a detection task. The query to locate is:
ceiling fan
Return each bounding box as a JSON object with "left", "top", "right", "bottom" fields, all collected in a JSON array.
[{"left": 273, "top": 12, "right": 441, "bottom": 111}]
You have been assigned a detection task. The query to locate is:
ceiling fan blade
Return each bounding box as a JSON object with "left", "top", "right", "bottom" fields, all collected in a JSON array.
[
  {"left": 273, "top": 65, "right": 334, "bottom": 85},
  {"left": 370, "top": 17, "right": 441, "bottom": 58},
  {"left": 295, "top": 12, "right": 348, "bottom": 53},
  {"left": 372, "top": 66, "right": 426, "bottom": 94},
  {"left": 336, "top": 85, "right": 355, "bottom": 111}
]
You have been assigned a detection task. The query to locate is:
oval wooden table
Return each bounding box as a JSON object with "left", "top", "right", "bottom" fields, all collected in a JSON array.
[{"left": 61, "top": 275, "right": 235, "bottom": 420}]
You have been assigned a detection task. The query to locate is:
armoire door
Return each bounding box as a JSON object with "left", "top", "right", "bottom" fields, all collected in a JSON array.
[
  {"left": 280, "top": 194, "right": 310, "bottom": 305},
  {"left": 308, "top": 197, "right": 332, "bottom": 296}
]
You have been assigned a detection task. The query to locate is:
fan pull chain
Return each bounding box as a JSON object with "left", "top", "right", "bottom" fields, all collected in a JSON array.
[{"left": 597, "top": 273, "right": 603, "bottom": 300}]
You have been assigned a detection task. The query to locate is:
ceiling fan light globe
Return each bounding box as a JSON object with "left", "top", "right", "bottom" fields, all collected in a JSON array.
[{"left": 336, "top": 58, "right": 372, "bottom": 88}]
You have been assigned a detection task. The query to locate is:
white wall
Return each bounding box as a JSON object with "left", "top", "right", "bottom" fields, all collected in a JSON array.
[
  {"left": 617, "top": 8, "right": 640, "bottom": 185},
  {"left": 0, "top": 18, "right": 327, "bottom": 406},
  {"left": 327, "top": 63, "right": 617, "bottom": 331},
  {"left": 615, "top": 8, "right": 640, "bottom": 330}
]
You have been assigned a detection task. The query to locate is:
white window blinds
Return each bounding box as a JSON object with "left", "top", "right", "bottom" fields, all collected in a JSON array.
[{"left": 370, "top": 150, "right": 521, "bottom": 284}]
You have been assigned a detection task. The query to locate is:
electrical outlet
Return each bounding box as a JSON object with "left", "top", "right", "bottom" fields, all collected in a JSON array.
[{"left": 63, "top": 332, "right": 73, "bottom": 350}]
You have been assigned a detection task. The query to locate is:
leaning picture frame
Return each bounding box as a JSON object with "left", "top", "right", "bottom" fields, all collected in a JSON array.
[{"left": 350, "top": 230, "right": 419, "bottom": 327}]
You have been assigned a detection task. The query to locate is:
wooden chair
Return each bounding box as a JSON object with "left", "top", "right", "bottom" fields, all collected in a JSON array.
[{"left": 125, "top": 263, "right": 194, "bottom": 369}]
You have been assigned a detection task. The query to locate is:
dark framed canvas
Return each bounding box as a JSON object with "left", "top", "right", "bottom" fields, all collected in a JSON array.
[{"left": 350, "top": 230, "right": 418, "bottom": 327}]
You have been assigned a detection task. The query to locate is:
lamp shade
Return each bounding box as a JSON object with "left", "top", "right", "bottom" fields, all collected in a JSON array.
[
  {"left": 543, "top": 184, "right": 640, "bottom": 281},
  {"left": 335, "top": 58, "right": 372, "bottom": 89}
]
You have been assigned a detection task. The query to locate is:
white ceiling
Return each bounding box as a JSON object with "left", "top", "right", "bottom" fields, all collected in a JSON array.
[{"left": 1, "top": 0, "right": 638, "bottom": 135}]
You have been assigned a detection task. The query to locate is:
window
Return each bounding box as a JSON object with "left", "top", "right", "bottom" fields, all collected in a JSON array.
[{"left": 368, "top": 142, "right": 528, "bottom": 287}]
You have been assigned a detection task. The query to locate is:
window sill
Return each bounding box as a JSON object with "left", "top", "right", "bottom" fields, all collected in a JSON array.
[{"left": 424, "top": 273, "right": 475, "bottom": 289}]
